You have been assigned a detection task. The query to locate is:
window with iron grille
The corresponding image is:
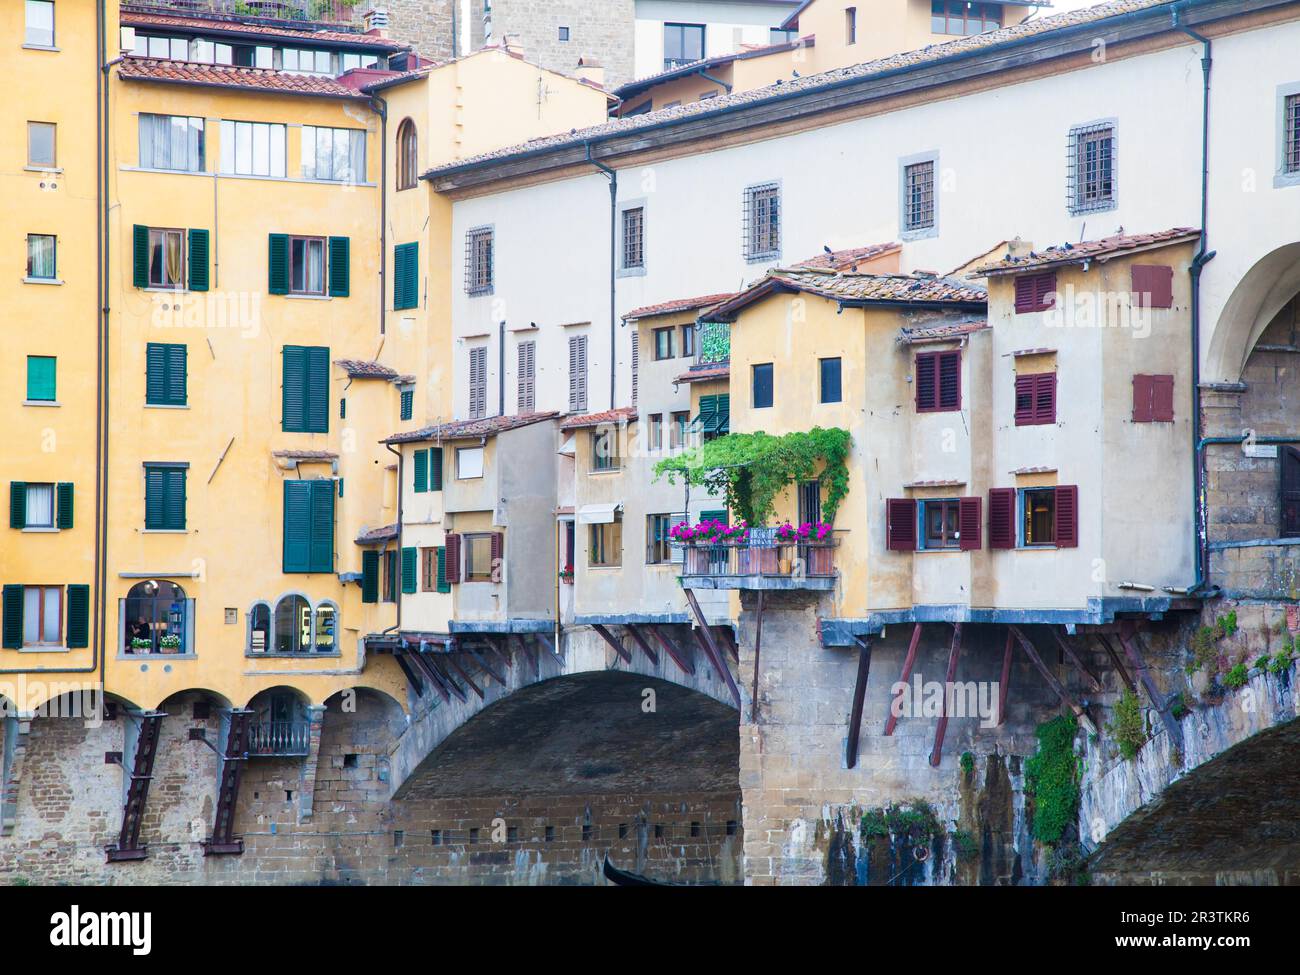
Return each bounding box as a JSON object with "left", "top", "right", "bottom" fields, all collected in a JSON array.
[
  {"left": 622, "top": 206, "right": 644, "bottom": 270},
  {"left": 1285, "top": 93, "right": 1300, "bottom": 175},
  {"left": 1067, "top": 122, "right": 1116, "bottom": 214},
  {"left": 465, "top": 226, "right": 493, "bottom": 295},
  {"left": 468, "top": 346, "right": 487, "bottom": 419},
  {"left": 743, "top": 183, "right": 781, "bottom": 261},
  {"left": 903, "top": 160, "right": 935, "bottom": 232}
]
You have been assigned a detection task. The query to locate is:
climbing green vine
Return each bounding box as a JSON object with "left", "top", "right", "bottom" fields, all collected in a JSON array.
[
  {"left": 653, "top": 427, "right": 852, "bottom": 525},
  {"left": 1024, "top": 714, "right": 1080, "bottom": 845}
]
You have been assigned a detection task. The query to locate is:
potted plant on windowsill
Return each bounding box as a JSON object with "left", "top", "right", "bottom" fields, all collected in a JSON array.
[
  {"left": 159, "top": 634, "right": 182, "bottom": 654},
  {"left": 558, "top": 566, "right": 574, "bottom": 584},
  {"left": 129, "top": 637, "right": 151, "bottom": 654}
]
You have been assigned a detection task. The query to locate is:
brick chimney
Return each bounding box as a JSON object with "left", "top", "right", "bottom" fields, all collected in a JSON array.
[{"left": 364, "top": 6, "right": 390, "bottom": 36}]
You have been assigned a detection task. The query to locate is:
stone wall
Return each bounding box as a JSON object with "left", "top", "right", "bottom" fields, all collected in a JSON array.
[
  {"left": 383, "top": 0, "right": 457, "bottom": 62},
  {"left": 469, "top": 0, "right": 635, "bottom": 88}
]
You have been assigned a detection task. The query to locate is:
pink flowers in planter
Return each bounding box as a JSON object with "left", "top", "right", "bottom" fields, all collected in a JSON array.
[
  {"left": 774, "top": 521, "right": 834, "bottom": 543},
  {"left": 670, "top": 518, "right": 750, "bottom": 545}
]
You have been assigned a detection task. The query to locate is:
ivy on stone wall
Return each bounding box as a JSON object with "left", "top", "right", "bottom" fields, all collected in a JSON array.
[{"left": 1024, "top": 714, "right": 1080, "bottom": 845}]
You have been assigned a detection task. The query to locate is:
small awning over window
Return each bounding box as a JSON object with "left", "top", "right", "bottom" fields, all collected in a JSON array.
[
  {"left": 578, "top": 502, "right": 622, "bottom": 524},
  {"left": 557, "top": 433, "right": 576, "bottom": 456}
]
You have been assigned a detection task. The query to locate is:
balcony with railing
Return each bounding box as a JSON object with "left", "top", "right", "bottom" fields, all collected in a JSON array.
[
  {"left": 246, "top": 720, "right": 312, "bottom": 757},
  {"left": 123, "top": 0, "right": 367, "bottom": 27},
  {"left": 677, "top": 526, "right": 838, "bottom": 591}
]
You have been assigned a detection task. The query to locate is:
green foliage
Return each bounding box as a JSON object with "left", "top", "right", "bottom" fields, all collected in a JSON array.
[
  {"left": 1169, "top": 692, "right": 1190, "bottom": 720},
  {"left": 858, "top": 800, "right": 940, "bottom": 846},
  {"left": 859, "top": 808, "right": 888, "bottom": 839},
  {"left": 1024, "top": 715, "right": 1080, "bottom": 845},
  {"left": 1255, "top": 655, "right": 1271, "bottom": 670},
  {"left": 1047, "top": 841, "right": 1090, "bottom": 886},
  {"left": 1190, "top": 625, "right": 1219, "bottom": 674},
  {"left": 951, "top": 830, "right": 979, "bottom": 862},
  {"left": 960, "top": 751, "right": 975, "bottom": 776},
  {"left": 1215, "top": 610, "right": 1238, "bottom": 638},
  {"left": 653, "top": 427, "right": 852, "bottom": 524},
  {"left": 1222, "top": 662, "right": 1249, "bottom": 690},
  {"left": 1269, "top": 646, "right": 1296, "bottom": 674},
  {"left": 1106, "top": 688, "right": 1147, "bottom": 761}
]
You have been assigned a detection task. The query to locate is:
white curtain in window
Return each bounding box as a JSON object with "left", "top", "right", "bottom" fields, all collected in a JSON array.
[
  {"left": 25, "top": 483, "right": 53, "bottom": 527},
  {"left": 27, "top": 235, "right": 55, "bottom": 279},
  {"left": 165, "top": 232, "right": 183, "bottom": 286},
  {"left": 22, "top": 589, "right": 41, "bottom": 644}
]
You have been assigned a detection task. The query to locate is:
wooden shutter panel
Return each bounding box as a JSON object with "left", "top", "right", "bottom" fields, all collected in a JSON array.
[
  {"left": 282, "top": 480, "right": 312, "bottom": 572},
  {"left": 164, "top": 469, "right": 186, "bottom": 530},
  {"left": 188, "top": 228, "right": 209, "bottom": 292},
  {"left": 268, "top": 233, "right": 289, "bottom": 295},
  {"left": 401, "top": 546, "right": 418, "bottom": 594},
  {"left": 282, "top": 346, "right": 306, "bottom": 431},
  {"left": 988, "top": 488, "right": 1016, "bottom": 549},
  {"left": 491, "top": 532, "right": 504, "bottom": 573},
  {"left": 914, "top": 352, "right": 936, "bottom": 410},
  {"left": 144, "top": 468, "right": 164, "bottom": 529},
  {"left": 1054, "top": 485, "right": 1079, "bottom": 548},
  {"left": 444, "top": 533, "right": 461, "bottom": 584},
  {"left": 1, "top": 585, "right": 22, "bottom": 649},
  {"left": 517, "top": 341, "right": 536, "bottom": 413},
  {"left": 328, "top": 236, "right": 350, "bottom": 297},
  {"left": 133, "top": 225, "right": 149, "bottom": 289},
  {"left": 56, "top": 482, "right": 73, "bottom": 529},
  {"left": 1132, "top": 264, "right": 1173, "bottom": 309},
  {"left": 306, "top": 346, "right": 330, "bottom": 433},
  {"left": 1151, "top": 374, "right": 1174, "bottom": 422},
  {"left": 361, "top": 549, "right": 379, "bottom": 602},
  {"left": 958, "top": 496, "right": 982, "bottom": 550},
  {"left": 1282, "top": 447, "right": 1300, "bottom": 537},
  {"left": 886, "top": 498, "right": 917, "bottom": 551},
  {"left": 66, "top": 584, "right": 89, "bottom": 648},
  {"left": 568, "top": 335, "right": 588, "bottom": 412},
  {"left": 10, "top": 482, "right": 26, "bottom": 529},
  {"left": 309, "top": 479, "right": 334, "bottom": 572},
  {"left": 430, "top": 447, "right": 443, "bottom": 491},
  {"left": 938, "top": 351, "right": 961, "bottom": 410},
  {"left": 1014, "top": 374, "right": 1034, "bottom": 424},
  {"left": 436, "top": 546, "right": 450, "bottom": 592},
  {"left": 146, "top": 343, "right": 167, "bottom": 405},
  {"left": 1035, "top": 373, "right": 1057, "bottom": 423},
  {"left": 1132, "top": 374, "right": 1153, "bottom": 422},
  {"left": 413, "top": 448, "right": 428, "bottom": 493},
  {"left": 1015, "top": 272, "right": 1056, "bottom": 313}
]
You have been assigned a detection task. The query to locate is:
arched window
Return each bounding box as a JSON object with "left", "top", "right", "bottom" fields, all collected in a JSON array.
[
  {"left": 397, "top": 118, "right": 418, "bottom": 190},
  {"left": 248, "top": 602, "right": 271, "bottom": 653},
  {"left": 313, "top": 601, "right": 338, "bottom": 653},
  {"left": 123, "top": 580, "right": 188, "bottom": 654},
  {"left": 273, "top": 594, "right": 311, "bottom": 654}
]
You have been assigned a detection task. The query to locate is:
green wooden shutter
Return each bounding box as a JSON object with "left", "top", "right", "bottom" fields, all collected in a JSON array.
[
  {"left": 435, "top": 547, "right": 450, "bottom": 593},
  {"left": 282, "top": 345, "right": 306, "bottom": 431},
  {"left": 147, "top": 343, "right": 187, "bottom": 406},
  {"left": 26, "top": 356, "right": 56, "bottom": 402},
  {"left": 10, "top": 482, "right": 27, "bottom": 529},
  {"left": 144, "top": 468, "right": 164, "bottom": 529},
  {"left": 168, "top": 344, "right": 188, "bottom": 405},
  {"left": 133, "top": 225, "right": 149, "bottom": 289},
  {"left": 161, "top": 469, "right": 186, "bottom": 530},
  {"left": 394, "top": 242, "right": 418, "bottom": 310},
  {"left": 268, "top": 233, "right": 289, "bottom": 295},
  {"left": 328, "top": 236, "right": 350, "bottom": 297},
  {"left": 308, "top": 479, "right": 335, "bottom": 573},
  {"left": 716, "top": 393, "right": 731, "bottom": 434},
  {"left": 306, "top": 346, "right": 330, "bottom": 433},
  {"left": 283, "top": 480, "right": 311, "bottom": 572},
  {"left": 400, "top": 388, "right": 414, "bottom": 420},
  {"left": 401, "top": 546, "right": 417, "bottom": 594},
  {"left": 188, "top": 228, "right": 209, "bottom": 292},
  {"left": 56, "top": 482, "right": 73, "bottom": 529},
  {"left": 413, "top": 448, "right": 428, "bottom": 493},
  {"left": 1, "top": 585, "right": 22, "bottom": 649},
  {"left": 66, "top": 584, "right": 89, "bottom": 648},
  {"left": 430, "top": 447, "right": 443, "bottom": 491},
  {"left": 361, "top": 550, "right": 379, "bottom": 603}
]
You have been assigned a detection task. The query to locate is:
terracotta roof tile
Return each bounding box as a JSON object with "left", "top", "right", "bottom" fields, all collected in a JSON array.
[
  {"left": 383, "top": 411, "right": 559, "bottom": 444},
  {"left": 334, "top": 358, "right": 398, "bottom": 379},
  {"left": 711, "top": 269, "right": 986, "bottom": 320},
  {"left": 426, "top": 0, "right": 1173, "bottom": 180},
  {"left": 614, "top": 35, "right": 815, "bottom": 100},
  {"left": 673, "top": 365, "right": 730, "bottom": 384},
  {"left": 559, "top": 406, "right": 637, "bottom": 431},
  {"left": 119, "top": 55, "right": 369, "bottom": 99},
  {"left": 898, "top": 320, "right": 990, "bottom": 345},
  {"left": 624, "top": 293, "right": 736, "bottom": 321},
  {"left": 972, "top": 228, "right": 1200, "bottom": 276},
  {"left": 792, "top": 242, "right": 901, "bottom": 272},
  {"left": 119, "top": 10, "right": 407, "bottom": 49},
  {"left": 355, "top": 523, "right": 398, "bottom": 544}
]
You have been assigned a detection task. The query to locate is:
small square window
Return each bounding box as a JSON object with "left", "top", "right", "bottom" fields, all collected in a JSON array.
[
  {"left": 148, "top": 227, "right": 186, "bottom": 290},
  {"left": 464, "top": 533, "right": 495, "bottom": 582},
  {"left": 558, "top": 26, "right": 570, "bottom": 41},
  {"left": 26, "top": 234, "right": 56, "bottom": 280},
  {"left": 591, "top": 429, "right": 620, "bottom": 472},
  {"left": 1068, "top": 122, "right": 1117, "bottom": 214},
  {"left": 752, "top": 363, "right": 773, "bottom": 408},
  {"left": 921, "top": 499, "right": 960, "bottom": 550},
  {"left": 1022, "top": 488, "right": 1056, "bottom": 547},
  {"left": 456, "top": 446, "right": 484, "bottom": 479},
  {"left": 819, "top": 357, "right": 842, "bottom": 403},
  {"left": 24, "top": 483, "right": 55, "bottom": 528},
  {"left": 289, "top": 236, "right": 326, "bottom": 295},
  {"left": 589, "top": 518, "right": 622, "bottom": 567},
  {"left": 465, "top": 226, "right": 493, "bottom": 295},
  {"left": 653, "top": 327, "right": 675, "bottom": 360},
  {"left": 903, "top": 159, "right": 935, "bottom": 232},
  {"left": 27, "top": 122, "right": 55, "bottom": 167}
]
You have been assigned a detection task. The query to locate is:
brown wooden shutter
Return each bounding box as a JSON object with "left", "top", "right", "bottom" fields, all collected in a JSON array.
[
  {"left": 1035, "top": 372, "right": 1057, "bottom": 423},
  {"left": 958, "top": 496, "right": 981, "bottom": 550},
  {"left": 1132, "top": 264, "right": 1173, "bottom": 309},
  {"left": 886, "top": 498, "right": 917, "bottom": 551},
  {"left": 1014, "top": 375, "right": 1034, "bottom": 424},
  {"left": 1131, "top": 374, "right": 1152, "bottom": 422},
  {"left": 444, "top": 533, "right": 461, "bottom": 583},
  {"left": 490, "top": 531, "right": 503, "bottom": 567},
  {"left": 1015, "top": 272, "right": 1056, "bottom": 314},
  {"left": 914, "top": 352, "right": 937, "bottom": 411},
  {"left": 938, "top": 350, "right": 961, "bottom": 410},
  {"left": 1282, "top": 447, "right": 1300, "bottom": 538},
  {"left": 1054, "top": 485, "right": 1078, "bottom": 548},
  {"left": 1151, "top": 374, "right": 1174, "bottom": 422},
  {"left": 988, "top": 488, "right": 1016, "bottom": 549}
]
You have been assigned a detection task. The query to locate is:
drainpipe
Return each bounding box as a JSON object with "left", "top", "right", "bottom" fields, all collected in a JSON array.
[
  {"left": 382, "top": 443, "right": 404, "bottom": 637},
  {"left": 370, "top": 94, "right": 388, "bottom": 336},
  {"left": 584, "top": 142, "right": 617, "bottom": 410},
  {"left": 1173, "top": 3, "right": 1215, "bottom": 594},
  {"left": 498, "top": 320, "right": 506, "bottom": 416}
]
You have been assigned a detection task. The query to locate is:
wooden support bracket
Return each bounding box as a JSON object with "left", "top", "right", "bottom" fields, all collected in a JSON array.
[
  {"left": 1116, "top": 622, "right": 1182, "bottom": 742},
  {"left": 623, "top": 625, "right": 659, "bottom": 666},
  {"left": 446, "top": 654, "right": 485, "bottom": 700},
  {"left": 929, "top": 623, "right": 963, "bottom": 768},
  {"left": 1053, "top": 627, "right": 1103, "bottom": 692},
  {"left": 645, "top": 624, "right": 695, "bottom": 676},
  {"left": 1009, "top": 625, "right": 1097, "bottom": 735},
  {"left": 683, "top": 588, "right": 742, "bottom": 708},
  {"left": 591, "top": 623, "right": 634, "bottom": 663},
  {"left": 846, "top": 636, "right": 872, "bottom": 769},
  {"left": 998, "top": 629, "right": 1014, "bottom": 726},
  {"left": 883, "top": 622, "right": 923, "bottom": 736}
]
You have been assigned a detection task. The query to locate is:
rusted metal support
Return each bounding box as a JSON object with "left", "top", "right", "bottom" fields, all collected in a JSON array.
[
  {"left": 646, "top": 624, "right": 695, "bottom": 676},
  {"left": 883, "top": 622, "right": 923, "bottom": 736},
  {"left": 998, "top": 629, "right": 1014, "bottom": 726},
  {"left": 929, "top": 623, "right": 963, "bottom": 768},
  {"left": 420, "top": 652, "right": 463, "bottom": 703},
  {"left": 1116, "top": 622, "right": 1182, "bottom": 741},
  {"left": 591, "top": 623, "right": 634, "bottom": 663},
  {"left": 1052, "top": 627, "right": 1103, "bottom": 692},
  {"left": 623, "top": 625, "right": 659, "bottom": 666},
  {"left": 750, "top": 591, "right": 765, "bottom": 723},
  {"left": 1094, "top": 633, "right": 1137, "bottom": 693},
  {"left": 846, "top": 636, "right": 872, "bottom": 769},
  {"left": 683, "top": 588, "right": 742, "bottom": 707},
  {"left": 1009, "top": 625, "right": 1097, "bottom": 735},
  {"left": 203, "top": 708, "right": 252, "bottom": 856},
  {"left": 446, "top": 654, "right": 485, "bottom": 700},
  {"left": 392, "top": 649, "right": 426, "bottom": 698},
  {"left": 106, "top": 711, "right": 166, "bottom": 862}
]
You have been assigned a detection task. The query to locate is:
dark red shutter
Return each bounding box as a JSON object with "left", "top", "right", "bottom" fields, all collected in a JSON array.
[
  {"left": 958, "top": 496, "right": 982, "bottom": 550},
  {"left": 1054, "top": 485, "right": 1078, "bottom": 548},
  {"left": 1132, "top": 264, "right": 1173, "bottom": 309},
  {"left": 1151, "top": 374, "right": 1174, "bottom": 422},
  {"left": 914, "top": 353, "right": 937, "bottom": 411},
  {"left": 938, "top": 350, "right": 961, "bottom": 410},
  {"left": 490, "top": 532, "right": 503, "bottom": 564},
  {"left": 444, "top": 533, "right": 461, "bottom": 583},
  {"left": 1014, "top": 375, "right": 1034, "bottom": 424},
  {"left": 1015, "top": 272, "right": 1056, "bottom": 314},
  {"left": 1035, "top": 372, "right": 1057, "bottom": 423},
  {"left": 886, "top": 498, "right": 917, "bottom": 551},
  {"left": 1014, "top": 276, "right": 1034, "bottom": 313},
  {"left": 988, "top": 488, "right": 1016, "bottom": 549},
  {"left": 1132, "top": 374, "right": 1153, "bottom": 422}
]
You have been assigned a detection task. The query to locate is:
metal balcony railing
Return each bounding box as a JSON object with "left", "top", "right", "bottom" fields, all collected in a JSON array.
[
  {"left": 678, "top": 534, "right": 837, "bottom": 588},
  {"left": 123, "top": 0, "right": 366, "bottom": 27},
  {"left": 246, "top": 720, "right": 312, "bottom": 756}
]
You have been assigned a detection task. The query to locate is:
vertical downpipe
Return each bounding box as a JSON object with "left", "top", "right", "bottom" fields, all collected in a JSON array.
[{"left": 584, "top": 142, "right": 617, "bottom": 410}]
